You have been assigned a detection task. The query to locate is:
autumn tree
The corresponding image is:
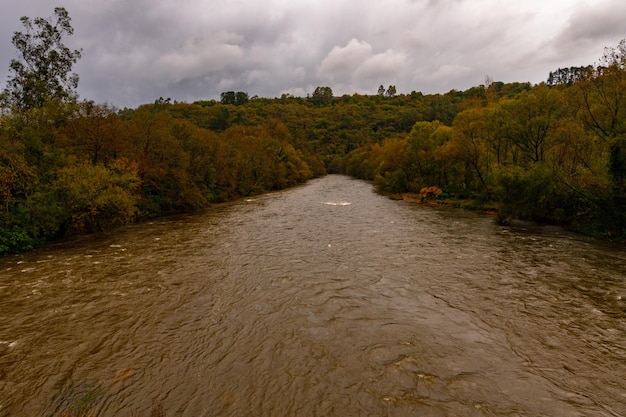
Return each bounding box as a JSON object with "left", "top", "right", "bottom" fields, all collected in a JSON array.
[
  {"left": 572, "top": 39, "right": 626, "bottom": 233},
  {"left": 573, "top": 40, "right": 626, "bottom": 142},
  {"left": 53, "top": 158, "right": 140, "bottom": 234},
  {"left": 63, "top": 101, "right": 127, "bottom": 165},
  {"left": 125, "top": 109, "right": 199, "bottom": 215},
  {"left": 372, "top": 137, "right": 409, "bottom": 193}
]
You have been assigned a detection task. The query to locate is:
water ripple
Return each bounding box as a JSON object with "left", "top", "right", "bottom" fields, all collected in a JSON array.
[{"left": 0, "top": 175, "right": 624, "bottom": 416}]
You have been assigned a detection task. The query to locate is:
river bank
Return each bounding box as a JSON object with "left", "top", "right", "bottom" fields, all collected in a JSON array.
[
  {"left": 392, "top": 192, "right": 499, "bottom": 214},
  {"left": 389, "top": 190, "right": 626, "bottom": 241}
]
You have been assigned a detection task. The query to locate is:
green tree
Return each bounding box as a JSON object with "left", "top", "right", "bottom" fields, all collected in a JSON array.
[
  {"left": 1, "top": 7, "right": 82, "bottom": 111},
  {"left": 499, "top": 85, "right": 563, "bottom": 164},
  {"left": 220, "top": 91, "right": 249, "bottom": 105},
  {"left": 403, "top": 121, "right": 453, "bottom": 192},
  {"left": 311, "top": 86, "right": 333, "bottom": 106},
  {"left": 451, "top": 107, "right": 491, "bottom": 193},
  {"left": 0, "top": 125, "right": 38, "bottom": 253},
  {"left": 495, "top": 165, "right": 571, "bottom": 225},
  {"left": 235, "top": 91, "right": 250, "bottom": 105},
  {"left": 547, "top": 66, "right": 589, "bottom": 86}
]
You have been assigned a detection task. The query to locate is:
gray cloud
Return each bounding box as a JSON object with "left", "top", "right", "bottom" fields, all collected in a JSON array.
[
  {"left": 1, "top": 0, "right": 624, "bottom": 108},
  {"left": 552, "top": 0, "right": 626, "bottom": 61}
]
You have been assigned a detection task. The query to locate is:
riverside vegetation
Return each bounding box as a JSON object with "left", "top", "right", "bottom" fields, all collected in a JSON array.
[{"left": 2, "top": 8, "right": 626, "bottom": 256}]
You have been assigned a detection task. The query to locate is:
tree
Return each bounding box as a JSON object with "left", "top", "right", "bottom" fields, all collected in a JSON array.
[
  {"left": 569, "top": 40, "right": 626, "bottom": 233},
  {"left": 498, "top": 85, "right": 563, "bottom": 164},
  {"left": 220, "top": 91, "right": 249, "bottom": 105},
  {"left": 451, "top": 108, "right": 490, "bottom": 192},
  {"left": 377, "top": 85, "right": 385, "bottom": 96},
  {"left": 1, "top": 7, "right": 82, "bottom": 111},
  {"left": 386, "top": 85, "right": 397, "bottom": 98},
  {"left": 54, "top": 158, "right": 140, "bottom": 234},
  {"left": 573, "top": 39, "right": 626, "bottom": 143},
  {"left": 311, "top": 86, "right": 333, "bottom": 106},
  {"left": 63, "top": 101, "right": 127, "bottom": 165},
  {"left": 235, "top": 91, "right": 249, "bottom": 105},
  {"left": 547, "top": 66, "right": 589, "bottom": 86},
  {"left": 404, "top": 120, "right": 452, "bottom": 191},
  {"left": 372, "top": 137, "right": 409, "bottom": 193}
]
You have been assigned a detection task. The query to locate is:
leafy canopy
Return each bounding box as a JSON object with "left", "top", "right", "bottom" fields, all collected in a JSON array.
[{"left": 1, "top": 7, "right": 82, "bottom": 111}]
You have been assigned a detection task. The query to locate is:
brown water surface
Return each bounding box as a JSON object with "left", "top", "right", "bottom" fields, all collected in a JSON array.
[{"left": 1, "top": 175, "right": 625, "bottom": 416}]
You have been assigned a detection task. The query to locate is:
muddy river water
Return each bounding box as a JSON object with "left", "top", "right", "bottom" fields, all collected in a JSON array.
[{"left": 1, "top": 175, "right": 625, "bottom": 416}]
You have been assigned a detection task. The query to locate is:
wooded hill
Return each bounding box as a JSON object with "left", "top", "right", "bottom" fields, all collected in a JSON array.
[{"left": 1, "top": 8, "right": 625, "bottom": 254}]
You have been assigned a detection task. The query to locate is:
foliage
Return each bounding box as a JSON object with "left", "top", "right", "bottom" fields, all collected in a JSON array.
[
  {"left": 220, "top": 91, "right": 249, "bottom": 105},
  {"left": 2, "top": 12, "right": 626, "bottom": 253},
  {"left": 547, "top": 66, "right": 590, "bottom": 86},
  {"left": 0, "top": 226, "right": 35, "bottom": 254},
  {"left": 310, "top": 86, "right": 334, "bottom": 106},
  {"left": 1, "top": 7, "right": 81, "bottom": 111},
  {"left": 54, "top": 158, "right": 140, "bottom": 234},
  {"left": 420, "top": 186, "right": 443, "bottom": 201},
  {"left": 494, "top": 165, "right": 574, "bottom": 224},
  {"left": 340, "top": 39, "right": 626, "bottom": 237}
]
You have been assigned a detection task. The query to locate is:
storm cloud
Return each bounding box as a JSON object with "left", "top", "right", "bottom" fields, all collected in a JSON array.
[{"left": 1, "top": 0, "right": 624, "bottom": 108}]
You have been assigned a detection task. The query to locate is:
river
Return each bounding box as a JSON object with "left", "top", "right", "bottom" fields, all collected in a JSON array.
[{"left": 0, "top": 175, "right": 625, "bottom": 417}]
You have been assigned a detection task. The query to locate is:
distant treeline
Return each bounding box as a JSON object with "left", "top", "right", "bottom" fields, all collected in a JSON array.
[
  {"left": 0, "top": 79, "right": 531, "bottom": 253},
  {"left": 1, "top": 7, "right": 625, "bottom": 254}
]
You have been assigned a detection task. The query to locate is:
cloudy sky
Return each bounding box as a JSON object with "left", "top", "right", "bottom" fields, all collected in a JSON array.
[{"left": 1, "top": 0, "right": 624, "bottom": 108}]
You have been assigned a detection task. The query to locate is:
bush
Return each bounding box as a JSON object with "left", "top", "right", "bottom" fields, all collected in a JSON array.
[
  {"left": 419, "top": 186, "right": 443, "bottom": 201},
  {"left": 55, "top": 159, "right": 140, "bottom": 234},
  {"left": 495, "top": 165, "right": 576, "bottom": 225},
  {"left": 0, "top": 226, "right": 36, "bottom": 255}
]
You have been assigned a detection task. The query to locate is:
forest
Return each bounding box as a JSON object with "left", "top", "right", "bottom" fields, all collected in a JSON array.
[{"left": 1, "top": 8, "right": 626, "bottom": 255}]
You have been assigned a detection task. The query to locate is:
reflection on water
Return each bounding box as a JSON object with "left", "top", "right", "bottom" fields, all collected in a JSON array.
[{"left": 0, "top": 175, "right": 624, "bottom": 416}]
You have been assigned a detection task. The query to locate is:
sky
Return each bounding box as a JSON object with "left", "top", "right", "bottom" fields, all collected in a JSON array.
[{"left": 0, "top": 0, "right": 625, "bottom": 108}]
